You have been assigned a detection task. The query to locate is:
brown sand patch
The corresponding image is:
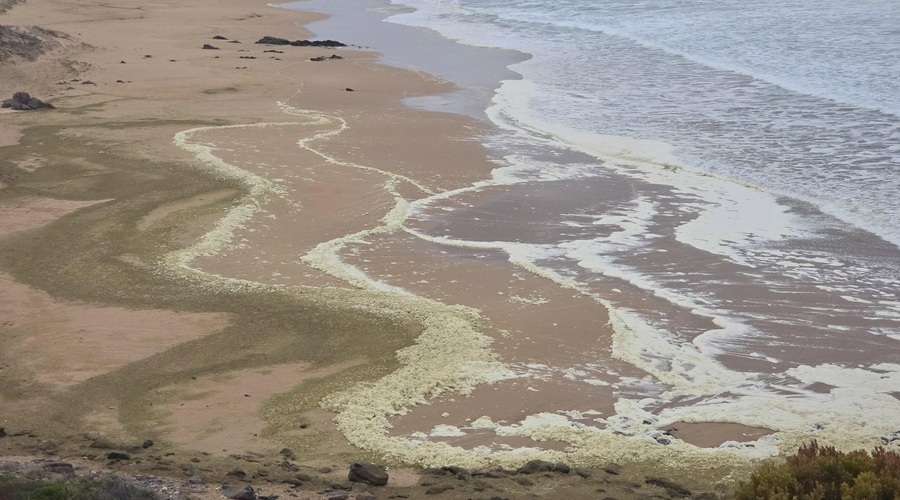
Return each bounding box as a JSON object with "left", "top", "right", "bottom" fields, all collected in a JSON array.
[
  {"left": 137, "top": 188, "right": 237, "bottom": 231},
  {"left": 669, "top": 421, "right": 773, "bottom": 448},
  {"left": 0, "top": 123, "right": 23, "bottom": 147},
  {"left": 0, "top": 196, "right": 108, "bottom": 236},
  {"left": 0, "top": 272, "right": 229, "bottom": 387},
  {"left": 159, "top": 360, "right": 363, "bottom": 455}
]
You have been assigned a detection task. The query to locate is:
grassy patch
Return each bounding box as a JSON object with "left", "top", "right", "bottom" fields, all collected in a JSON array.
[
  {"left": 736, "top": 441, "right": 900, "bottom": 500},
  {"left": 0, "top": 475, "right": 158, "bottom": 500}
]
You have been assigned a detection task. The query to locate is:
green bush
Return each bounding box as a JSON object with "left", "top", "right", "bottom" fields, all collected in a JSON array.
[
  {"left": 736, "top": 441, "right": 900, "bottom": 500},
  {"left": 0, "top": 475, "right": 159, "bottom": 500}
]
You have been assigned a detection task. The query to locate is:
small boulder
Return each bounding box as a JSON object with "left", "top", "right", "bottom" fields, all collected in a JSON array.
[
  {"left": 348, "top": 462, "right": 388, "bottom": 486},
  {"left": 0, "top": 427, "right": 5, "bottom": 437},
  {"left": 107, "top": 451, "right": 130, "bottom": 461},
  {"left": 603, "top": 463, "right": 622, "bottom": 475},
  {"left": 202, "top": 44, "right": 220, "bottom": 50},
  {"left": 223, "top": 485, "right": 257, "bottom": 500},
  {"left": 44, "top": 462, "right": 75, "bottom": 475},
  {"left": 278, "top": 448, "right": 296, "bottom": 460},
  {"left": 517, "top": 460, "right": 553, "bottom": 474},
  {"left": 213, "top": 35, "right": 228, "bottom": 40}
]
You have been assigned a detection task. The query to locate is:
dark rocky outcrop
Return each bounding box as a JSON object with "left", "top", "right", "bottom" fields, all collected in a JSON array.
[
  {"left": 202, "top": 44, "right": 219, "bottom": 50},
  {"left": 348, "top": 461, "right": 389, "bottom": 486},
  {"left": 213, "top": 35, "right": 229, "bottom": 40},
  {"left": 2, "top": 91, "right": 54, "bottom": 110},
  {"left": 255, "top": 35, "right": 347, "bottom": 47},
  {"left": 223, "top": 485, "right": 257, "bottom": 500}
]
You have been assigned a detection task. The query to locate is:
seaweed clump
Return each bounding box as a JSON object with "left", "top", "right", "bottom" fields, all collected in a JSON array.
[{"left": 736, "top": 441, "right": 900, "bottom": 500}]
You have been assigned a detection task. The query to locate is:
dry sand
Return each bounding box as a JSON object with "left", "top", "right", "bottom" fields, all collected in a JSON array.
[{"left": 0, "top": 0, "right": 748, "bottom": 497}]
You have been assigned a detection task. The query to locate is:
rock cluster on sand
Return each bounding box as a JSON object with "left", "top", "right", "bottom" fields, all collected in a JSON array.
[
  {"left": 255, "top": 36, "right": 347, "bottom": 47},
  {"left": 348, "top": 462, "right": 389, "bottom": 486},
  {"left": 2, "top": 91, "right": 54, "bottom": 110}
]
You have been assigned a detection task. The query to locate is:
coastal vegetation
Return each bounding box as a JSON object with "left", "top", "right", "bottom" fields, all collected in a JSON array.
[
  {"left": 0, "top": 474, "right": 158, "bottom": 500},
  {"left": 736, "top": 441, "right": 900, "bottom": 500}
]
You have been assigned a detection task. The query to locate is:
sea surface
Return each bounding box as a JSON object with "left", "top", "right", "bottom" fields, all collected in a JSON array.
[{"left": 285, "top": 0, "right": 900, "bottom": 462}]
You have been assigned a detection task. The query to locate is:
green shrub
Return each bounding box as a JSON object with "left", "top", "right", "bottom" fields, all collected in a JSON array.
[
  {"left": 736, "top": 441, "right": 900, "bottom": 500},
  {"left": 0, "top": 474, "right": 159, "bottom": 500}
]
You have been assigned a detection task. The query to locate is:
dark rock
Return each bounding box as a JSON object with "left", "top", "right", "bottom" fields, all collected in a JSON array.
[
  {"left": 514, "top": 476, "right": 534, "bottom": 486},
  {"left": 202, "top": 44, "right": 220, "bottom": 50},
  {"left": 228, "top": 40, "right": 241, "bottom": 43},
  {"left": 43, "top": 462, "right": 75, "bottom": 475},
  {"left": 603, "top": 464, "right": 622, "bottom": 475},
  {"left": 552, "top": 462, "right": 571, "bottom": 474},
  {"left": 279, "top": 448, "right": 296, "bottom": 460},
  {"left": 691, "top": 493, "right": 719, "bottom": 500},
  {"left": 189, "top": 475, "right": 205, "bottom": 484},
  {"left": 348, "top": 462, "right": 389, "bottom": 486},
  {"left": 310, "top": 56, "right": 326, "bottom": 62},
  {"left": 107, "top": 451, "right": 130, "bottom": 461},
  {"left": 345, "top": 88, "right": 354, "bottom": 92},
  {"left": 445, "top": 465, "right": 469, "bottom": 477},
  {"left": 318, "top": 466, "right": 332, "bottom": 473},
  {"left": 213, "top": 35, "right": 229, "bottom": 40},
  {"left": 227, "top": 469, "right": 248, "bottom": 479},
  {"left": 255, "top": 36, "right": 347, "bottom": 47},
  {"left": 517, "top": 460, "right": 553, "bottom": 474},
  {"left": 142, "top": 439, "right": 154, "bottom": 448},
  {"left": 81, "top": 80, "right": 95, "bottom": 85},
  {"left": 144, "top": 54, "right": 152, "bottom": 58},
  {"left": 120, "top": 60, "right": 126, "bottom": 63},
  {"left": 325, "top": 493, "right": 349, "bottom": 500},
  {"left": 264, "top": 50, "right": 283, "bottom": 53},
  {"left": 295, "top": 473, "right": 313, "bottom": 482},
  {"left": 356, "top": 493, "right": 376, "bottom": 500},
  {"left": 329, "top": 54, "right": 343, "bottom": 59},
  {"left": 425, "top": 484, "right": 454, "bottom": 494},
  {"left": 240, "top": 56, "right": 257, "bottom": 59},
  {"left": 283, "top": 478, "right": 302, "bottom": 487},
  {"left": 2, "top": 92, "right": 54, "bottom": 110},
  {"left": 116, "top": 80, "right": 125, "bottom": 83},
  {"left": 646, "top": 477, "right": 692, "bottom": 497},
  {"left": 574, "top": 468, "right": 592, "bottom": 478},
  {"left": 0, "top": 427, "right": 5, "bottom": 437},
  {"left": 223, "top": 485, "right": 257, "bottom": 500}
]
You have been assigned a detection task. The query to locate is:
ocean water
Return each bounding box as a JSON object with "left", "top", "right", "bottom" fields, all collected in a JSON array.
[{"left": 285, "top": 0, "right": 900, "bottom": 462}]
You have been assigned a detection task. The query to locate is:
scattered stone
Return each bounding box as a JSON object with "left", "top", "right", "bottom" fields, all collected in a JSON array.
[
  {"left": 310, "top": 56, "right": 325, "bottom": 62},
  {"left": 574, "top": 468, "right": 592, "bottom": 478},
  {"left": 425, "top": 484, "right": 454, "bottom": 494},
  {"left": 116, "top": 79, "right": 124, "bottom": 83},
  {"left": 144, "top": 54, "right": 152, "bottom": 58},
  {"left": 318, "top": 466, "right": 332, "bottom": 474},
  {"left": 202, "top": 44, "right": 220, "bottom": 50},
  {"left": 107, "top": 451, "right": 131, "bottom": 461},
  {"left": 295, "top": 473, "right": 313, "bottom": 482},
  {"left": 279, "top": 448, "right": 296, "bottom": 460},
  {"left": 348, "top": 462, "right": 389, "bottom": 486},
  {"left": 89, "top": 437, "right": 117, "bottom": 449},
  {"left": 0, "top": 427, "right": 5, "bottom": 437},
  {"left": 329, "top": 54, "right": 343, "bottom": 59},
  {"left": 223, "top": 485, "right": 257, "bottom": 500},
  {"left": 646, "top": 477, "right": 691, "bottom": 497},
  {"left": 240, "top": 56, "right": 257, "bottom": 59},
  {"left": 189, "top": 475, "right": 205, "bottom": 485},
  {"left": 142, "top": 439, "right": 154, "bottom": 448},
  {"left": 603, "top": 464, "right": 622, "bottom": 475},
  {"left": 120, "top": 60, "right": 126, "bottom": 63},
  {"left": 283, "top": 478, "right": 302, "bottom": 487},
  {"left": 356, "top": 493, "right": 376, "bottom": 500},
  {"left": 264, "top": 50, "right": 284, "bottom": 53},
  {"left": 43, "top": 462, "right": 75, "bottom": 475},
  {"left": 325, "top": 493, "right": 349, "bottom": 500},
  {"left": 2, "top": 91, "right": 54, "bottom": 110},
  {"left": 227, "top": 469, "right": 248, "bottom": 479},
  {"left": 345, "top": 88, "right": 354, "bottom": 92},
  {"left": 213, "top": 35, "right": 229, "bottom": 40},
  {"left": 228, "top": 40, "right": 241, "bottom": 43},
  {"left": 517, "top": 460, "right": 553, "bottom": 474},
  {"left": 81, "top": 80, "right": 95, "bottom": 85}
]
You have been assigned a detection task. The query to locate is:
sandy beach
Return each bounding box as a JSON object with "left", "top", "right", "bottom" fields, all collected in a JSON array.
[{"left": 4, "top": 0, "right": 897, "bottom": 498}]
